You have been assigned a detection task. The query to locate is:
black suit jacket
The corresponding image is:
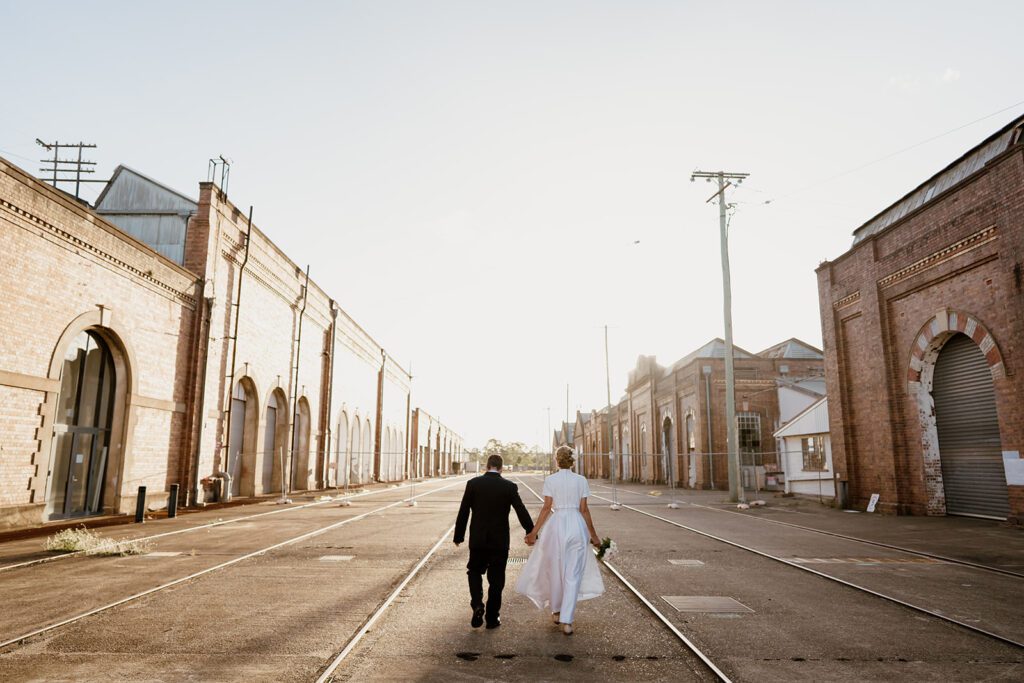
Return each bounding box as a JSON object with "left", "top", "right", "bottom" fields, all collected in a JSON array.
[{"left": 454, "top": 472, "right": 535, "bottom": 549}]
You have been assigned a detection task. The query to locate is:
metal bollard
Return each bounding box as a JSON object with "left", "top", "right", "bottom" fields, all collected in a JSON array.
[
  {"left": 168, "top": 484, "right": 179, "bottom": 519},
  {"left": 135, "top": 486, "right": 147, "bottom": 523}
]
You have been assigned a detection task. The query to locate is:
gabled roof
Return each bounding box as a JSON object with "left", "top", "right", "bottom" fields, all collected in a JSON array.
[
  {"left": 94, "top": 165, "right": 197, "bottom": 212},
  {"left": 670, "top": 338, "right": 756, "bottom": 371},
  {"left": 777, "top": 376, "right": 826, "bottom": 399},
  {"left": 851, "top": 114, "right": 1024, "bottom": 245},
  {"left": 758, "top": 338, "right": 824, "bottom": 360},
  {"left": 774, "top": 397, "right": 829, "bottom": 438}
]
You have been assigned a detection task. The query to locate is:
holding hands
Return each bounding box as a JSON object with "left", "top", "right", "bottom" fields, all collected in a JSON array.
[{"left": 524, "top": 531, "right": 537, "bottom": 546}]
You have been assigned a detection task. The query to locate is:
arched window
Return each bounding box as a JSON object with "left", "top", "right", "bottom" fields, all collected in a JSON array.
[{"left": 49, "top": 331, "right": 116, "bottom": 518}]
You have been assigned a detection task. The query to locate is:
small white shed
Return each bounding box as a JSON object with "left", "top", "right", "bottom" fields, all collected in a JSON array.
[{"left": 773, "top": 397, "right": 834, "bottom": 499}]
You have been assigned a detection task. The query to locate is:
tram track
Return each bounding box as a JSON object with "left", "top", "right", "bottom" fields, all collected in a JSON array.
[
  {"left": 588, "top": 481, "right": 1024, "bottom": 580},
  {"left": 0, "top": 476, "right": 462, "bottom": 574},
  {"left": 514, "top": 476, "right": 732, "bottom": 683},
  {"left": 561, "top": 477, "right": 1024, "bottom": 651},
  {"left": 315, "top": 523, "right": 456, "bottom": 683},
  {"left": 0, "top": 478, "right": 467, "bottom": 653}
]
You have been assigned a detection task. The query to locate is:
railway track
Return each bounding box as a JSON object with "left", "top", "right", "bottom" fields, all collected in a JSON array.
[
  {"left": 514, "top": 476, "right": 731, "bottom": 683},
  {"left": 0, "top": 477, "right": 462, "bottom": 574},
  {"left": 0, "top": 478, "right": 468, "bottom": 653},
  {"left": 561, "top": 477, "right": 1024, "bottom": 650},
  {"left": 588, "top": 481, "right": 1024, "bottom": 580}
]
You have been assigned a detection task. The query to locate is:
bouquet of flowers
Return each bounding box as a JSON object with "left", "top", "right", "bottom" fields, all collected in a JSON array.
[{"left": 596, "top": 537, "right": 617, "bottom": 561}]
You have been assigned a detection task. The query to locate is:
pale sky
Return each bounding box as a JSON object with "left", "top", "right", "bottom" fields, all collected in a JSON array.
[{"left": 3, "top": 1, "right": 1023, "bottom": 448}]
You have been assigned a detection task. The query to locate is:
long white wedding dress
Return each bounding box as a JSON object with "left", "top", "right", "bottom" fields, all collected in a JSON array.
[{"left": 515, "top": 469, "right": 604, "bottom": 624}]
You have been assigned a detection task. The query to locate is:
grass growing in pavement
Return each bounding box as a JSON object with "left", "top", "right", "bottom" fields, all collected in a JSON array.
[{"left": 44, "top": 526, "right": 153, "bottom": 556}]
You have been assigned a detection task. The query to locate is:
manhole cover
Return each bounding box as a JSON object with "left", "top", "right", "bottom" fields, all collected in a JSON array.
[
  {"left": 662, "top": 596, "right": 753, "bottom": 613},
  {"left": 320, "top": 555, "right": 354, "bottom": 562},
  {"left": 668, "top": 559, "right": 704, "bottom": 566}
]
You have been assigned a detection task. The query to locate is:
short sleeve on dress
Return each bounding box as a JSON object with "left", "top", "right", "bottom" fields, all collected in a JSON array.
[
  {"left": 542, "top": 475, "right": 554, "bottom": 499},
  {"left": 581, "top": 476, "right": 590, "bottom": 499}
]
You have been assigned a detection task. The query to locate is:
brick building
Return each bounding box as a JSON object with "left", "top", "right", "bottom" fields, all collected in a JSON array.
[
  {"left": 409, "top": 408, "right": 465, "bottom": 477},
  {"left": 817, "top": 115, "right": 1024, "bottom": 521},
  {"left": 0, "top": 156, "right": 460, "bottom": 530},
  {"left": 575, "top": 338, "right": 824, "bottom": 489}
]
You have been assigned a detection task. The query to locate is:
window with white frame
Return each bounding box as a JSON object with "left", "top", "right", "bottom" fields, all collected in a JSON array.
[{"left": 736, "top": 412, "right": 761, "bottom": 465}]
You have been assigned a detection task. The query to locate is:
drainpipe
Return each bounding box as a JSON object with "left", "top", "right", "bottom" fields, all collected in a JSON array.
[
  {"left": 288, "top": 265, "right": 310, "bottom": 492},
  {"left": 178, "top": 278, "right": 204, "bottom": 503},
  {"left": 703, "top": 365, "right": 715, "bottom": 489},
  {"left": 222, "top": 207, "right": 253, "bottom": 499},
  {"left": 374, "top": 349, "right": 386, "bottom": 482},
  {"left": 187, "top": 290, "right": 213, "bottom": 505},
  {"left": 321, "top": 302, "right": 338, "bottom": 488},
  {"left": 404, "top": 375, "right": 412, "bottom": 481}
]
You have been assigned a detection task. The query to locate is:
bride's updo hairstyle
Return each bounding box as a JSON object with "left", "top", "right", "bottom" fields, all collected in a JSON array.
[{"left": 555, "top": 445, "right": 575, "bottom": 469}]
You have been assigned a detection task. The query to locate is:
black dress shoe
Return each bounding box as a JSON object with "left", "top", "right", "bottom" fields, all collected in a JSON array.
[
  {"left": 485, "top": 618, "right": 501, "bottom": 630},
  {"left": 471, "top": 606, "right": 485, "bottom": 628}
]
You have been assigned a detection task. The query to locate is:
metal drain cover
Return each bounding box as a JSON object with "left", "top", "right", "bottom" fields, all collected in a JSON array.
[
  {"left": 662, "top": 596, "right": 753, "bottom": 613},
  {"left": 320, "top": 555, "right": 354, "bottom": 561},
  {"left": 668, "top": 559, "right": 705, "bottom": 566},
  {"left": 507, "top": 557, "right": 527, "bottom": 564}
]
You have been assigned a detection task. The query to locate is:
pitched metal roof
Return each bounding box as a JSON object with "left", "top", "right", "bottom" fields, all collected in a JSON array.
[
  {"left": 669, "top": 338, "right": 756, "bottom": 372},
  {"left": 851, "top": 114, "right": 1024, "bottom": 245},
  {"left": 758, "top": 338, "right": 824, "bottom": 360}
]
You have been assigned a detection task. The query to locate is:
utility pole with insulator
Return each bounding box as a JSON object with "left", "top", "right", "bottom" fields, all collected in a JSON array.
[{"left": 690, "top": 169, "right": 749, "bottom": 503}]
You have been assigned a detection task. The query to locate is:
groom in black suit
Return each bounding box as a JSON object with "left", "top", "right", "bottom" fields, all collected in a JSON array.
[{"left": 454, "top": 454, "right": 534, "bottom": 629}]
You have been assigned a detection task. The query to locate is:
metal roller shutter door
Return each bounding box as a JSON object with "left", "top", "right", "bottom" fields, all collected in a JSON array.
[{"left": 933, "top": 334, "right": 1010, "bottom": 519}]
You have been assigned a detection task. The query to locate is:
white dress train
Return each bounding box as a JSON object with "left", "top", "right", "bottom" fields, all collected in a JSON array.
[{"left": 515, "top": 469, "right": 604, "bottom": 624}]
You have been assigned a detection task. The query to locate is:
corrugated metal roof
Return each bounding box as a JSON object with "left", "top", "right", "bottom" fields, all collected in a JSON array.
[
  {"left": 758, "top": 338, "right": 824, "bottom": 360},
  {"left": 851, "top": 115, "right": 1024, "bottom": 245},
  {"left": 669, "top": 338, "right": 756, "bottom": 372},
  {"left": 94, "top": 166, "right": 197, "bottom": 266}
]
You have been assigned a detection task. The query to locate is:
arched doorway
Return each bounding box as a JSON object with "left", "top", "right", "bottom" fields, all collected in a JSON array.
[
  {"left": 350, "top": 416, "right": 362, "bottom": 485},
  {"left": 662, "top": 416, "right": 675, "bottom": 486},
  {"left": 932, "top": 333, "right": 1010, "bottom": 518},
  {"left": 227, "top": 377, "right": 259, "bottom": 497},
  {"left": 639, "top": 423, "right": 649, "bottom": 483},
  {"left": 621, "top": 426, "right": 631, "bottom": 481},
  {"left": 262, "top": 389, "right": 289, "bottom": 493},
  {"left": 335, "top": 412, "right": 349, "bottom": 488},
  {"left": 291, "top": 397, "right": 311, "bottom": 491},
  {"left": 685, "top": 412, "right": 697, "bottom": 488},
  {"left": 47, "top": 330, "right": 117, "bottom": 519}
]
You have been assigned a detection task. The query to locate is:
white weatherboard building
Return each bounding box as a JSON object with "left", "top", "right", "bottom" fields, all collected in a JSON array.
[{"left": 774, "top": 397, "right": 835, "bottom": 499}]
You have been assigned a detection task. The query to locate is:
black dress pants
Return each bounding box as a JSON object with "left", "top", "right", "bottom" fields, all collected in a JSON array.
[{"left": 467, "top": 546, "right": 508, "bottom": 620}]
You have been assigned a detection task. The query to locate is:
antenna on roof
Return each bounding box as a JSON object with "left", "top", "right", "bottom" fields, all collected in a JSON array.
[
  {"left": 35, "top": 139, "right": 106, "bottom": 199},
  {"left": 207, "top": 155, "right": 231, "bottom": 194}
]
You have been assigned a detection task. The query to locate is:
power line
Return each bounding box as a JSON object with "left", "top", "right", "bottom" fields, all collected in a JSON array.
[{"left": 760, "top": 97, "right": 1024, "bottom": 205}]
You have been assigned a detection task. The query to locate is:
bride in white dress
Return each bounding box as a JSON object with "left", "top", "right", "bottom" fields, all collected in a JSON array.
[{"left": 515, "top": 446, "right": 604, "bottom": 635}]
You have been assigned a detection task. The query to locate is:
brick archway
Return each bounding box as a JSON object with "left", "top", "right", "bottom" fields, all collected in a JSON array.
[{"left": 907, "top": 309, "right": 1006, "bottom": 514}]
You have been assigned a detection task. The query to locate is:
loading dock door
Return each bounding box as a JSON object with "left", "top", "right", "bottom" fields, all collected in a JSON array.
[{"left": 933, "top": 334, "right": 1010, "bottom": 519}]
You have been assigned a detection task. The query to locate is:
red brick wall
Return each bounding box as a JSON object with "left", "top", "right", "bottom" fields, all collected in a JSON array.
[{"left": 818, "top": 146, "right": 1024, "bottom": 517}]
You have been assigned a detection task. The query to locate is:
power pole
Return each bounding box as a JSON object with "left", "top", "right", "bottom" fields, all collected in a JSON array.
[
  {"left": 691, "top": 169, "right": 749, "bottom": 503},
  {"left": 36, "top": 139, "right": 105, "bottom": 199},
  {"left": 604, "top": 325, "right": 620, "bottom": 509}
]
